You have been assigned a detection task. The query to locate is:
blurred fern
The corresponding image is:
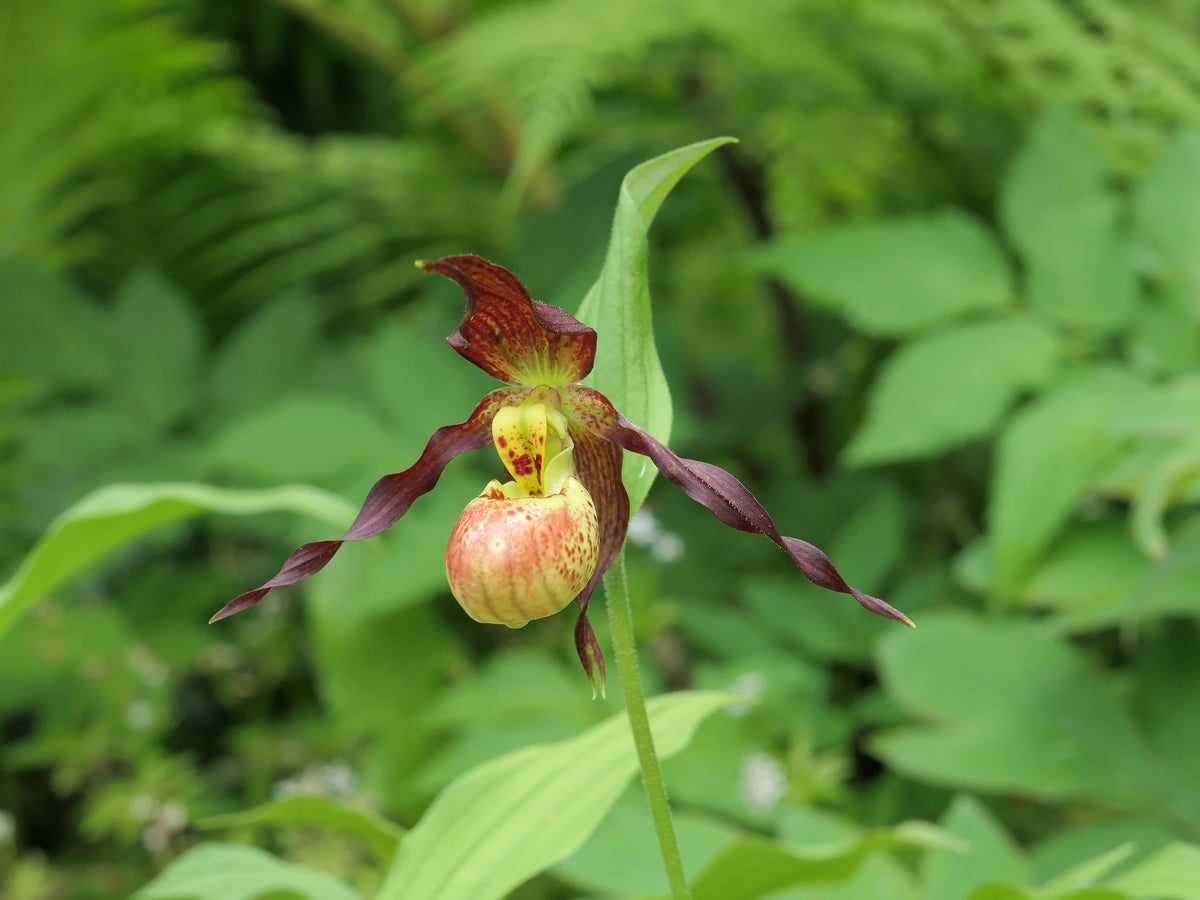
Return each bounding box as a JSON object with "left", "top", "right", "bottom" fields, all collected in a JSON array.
[
  {"left": 96, "top": 126, "right": 496, "bottom": 324},
  {"left": 936, "top": 0, "right": 1200, "bottom": 170},
  {"left": 0, "top": 0, "right": 244, "bottom": 265}
]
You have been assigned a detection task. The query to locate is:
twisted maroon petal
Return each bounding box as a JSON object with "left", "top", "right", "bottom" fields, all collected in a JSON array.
[
  {"left": 210, "top": 386, "right": 528, "bottom": 623},
  {"left": 418, "top": 255, "right": 597, "bottom": 385},
  {"left": 567, "top": 386, "right": 914, "bottom": 628}
]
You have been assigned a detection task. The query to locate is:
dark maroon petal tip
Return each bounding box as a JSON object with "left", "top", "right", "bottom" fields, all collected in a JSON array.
[
  {"left": 210, "top": 386, "right": 527, "bottom": 622},
  {"left": 418, "top": 255, "right": 597, "bottom": 385},
  {"left": 574, "top": 392, "right": 913, "bottom": 628},
  {"left": 574, "top": 610, "right": 607, "bottom": 700}
]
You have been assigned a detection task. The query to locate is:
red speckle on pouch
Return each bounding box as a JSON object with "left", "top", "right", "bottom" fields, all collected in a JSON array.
[{"left": 497, "top": 436, "right": 508, "bottom": 448}]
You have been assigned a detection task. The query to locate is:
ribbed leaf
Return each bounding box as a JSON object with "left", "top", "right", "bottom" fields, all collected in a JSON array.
[
  {"left": 0, "top": 482, "right": 355, "bottom": 638},
  {"left": 375, "top": 691, "right": 737, "bottom": 900},
  {"left": 576, "top": 136, "right": 735, "bottom": 513}
]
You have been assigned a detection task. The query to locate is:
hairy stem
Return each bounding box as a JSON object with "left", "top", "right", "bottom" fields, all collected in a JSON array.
[{"left": 604, "top": 553, "right": 692, "bottom": 899}]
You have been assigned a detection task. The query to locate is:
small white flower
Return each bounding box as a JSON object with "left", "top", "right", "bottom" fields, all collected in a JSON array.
[
  {"left": 651, "top": 531, "right": 685, "bottom": 563},
  {"left": 159, "top": 802, "right": 189, "bottom": 832},
  {"left": 628, "top": 507, "right": 662, "bottom": 545},
  {"left": 125, "top": 701, "right": 155, "bottom": 730},
  {"left": 141, "top": 822, "right": 170, "bottom": 854},
  {"left": 271, "top": 777, "right": 300, "bottom": 799},
  {"left": 322, "top": 762, "right": 357, "bottom": 798},
  {"left": 128, "top": 794, "right": 157, "bottom": 821},
  {"left": 726, "top": 671, "right": 767, "bottom": 717},
  {"left": 740, "top": 752, "right": 787, "bottom": 813}
]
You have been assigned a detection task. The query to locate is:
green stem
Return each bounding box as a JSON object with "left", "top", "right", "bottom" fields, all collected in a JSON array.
[{"left": 604, "top": 553, "right": 692, "bottom": 899}]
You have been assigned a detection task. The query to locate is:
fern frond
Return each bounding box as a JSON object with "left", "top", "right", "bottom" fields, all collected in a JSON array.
[
  {"left": 99, "top": 126, "right": 497, "bottom": 323},
  {"left": 0, "top": 0, "right": 244, "bottom": 263},
  {"left": 936, "top": 0, "right": 1200, "bottom": 169}
]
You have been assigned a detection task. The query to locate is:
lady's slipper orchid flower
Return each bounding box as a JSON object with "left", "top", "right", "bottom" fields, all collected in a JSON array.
[{"left": 211, "top": 255, "right": 913, "bottom": 692}]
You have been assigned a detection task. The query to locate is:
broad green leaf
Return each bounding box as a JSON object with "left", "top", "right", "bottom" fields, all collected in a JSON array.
[
  {"left": 0, "top": 260, "right": 110, "bottom": 388},
  {"left": 967, "top": 887, "right": 1122, "bottom": 900},
  {"left": 205, "top": 394, "right": 398, "bottom": 484},
  {"left": 305, "top": 603, "right": 464, "bottom": 816},
  {"left": 1125, "top": 282, "right": 1197, "bottom": 376},
  {"left": 1000, "top": 105, "right": 1138, "bottom": 335},
  {"left": 552, "top": 789, "right": 739, "bottom": 896},
  {"left": 923, "top": 794, "right": 1029, "bottom": 900},
  {"left": 576, "top": 137, "right": 736, "bottom": 514},
  {"left": 0, "top": 482, "right": 355, "bottom": 638},
  {"left": 354, "top": 314, "right": 494, "bottom": 451},
  {"left": 1040, "top": 843, "right": 1138, "bottom": 895},
  {"left": 1129, "top": 435, "right": 1200, "bottom": 560},
  {"left": 1134, "top": 128, "right": 1200, "bottom": 313},
  {"left": 1134, "top": 627, "right": 1200, "bottom": 811},
  {"left": 1017, "top": 522, "right": 1149, "bottom": 622},
  {"left": 1059, "top": 514, "right": 1200, "bottom": 630},
  {"left": 207, "top": 288, "right": 321, "bottom": 422},
  {"left": 1033, "top": 820, "right": 1175, "bottom": 887},
  {"left": 197, "top": 795, "right": 405, "bottom": 864},
  {"left": 1109, "top": 374, "right": 1200, "bottom": 439},
  {"left": 873, "top": 613, "right": 1178, "bottom": 815},
  {"left": 134, "top": 842, "right": 364, "bottom": 900},
  {"left": 754, "top": 210, "right": 1013, "bottom": 337},
  {"left": 988, "top": 368, "right": 1145, "bottom": 598},
  {"left": 375, "top": 690, "right": 738, "bottom": 900},
  {"left": 844, "top": 314, "right": 1059, "bottom": 466},
  {"left": 1106, "top": 841, "right": 1200, "bottom": 898},
  {"left": 682, "top": 819, "right": 956, "bottom": 900},
  {"left": 106, "top": 268, "right": 203, "bottom": 429}
]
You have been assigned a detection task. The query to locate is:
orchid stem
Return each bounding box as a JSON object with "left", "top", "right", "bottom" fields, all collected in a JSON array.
[{"left": 604, "top": 552, "right": 692, "bottom": 899}]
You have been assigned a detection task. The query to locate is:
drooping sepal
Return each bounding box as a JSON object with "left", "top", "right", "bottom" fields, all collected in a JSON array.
[
  {"left": 418, "top": 255, "right": 597, "bottom": 386},
  {"left": 209, "top": 386, "right": 528, "bottom": 623},
  {"left": 574, "top": 609, "right": 606, "bottom": 700}
]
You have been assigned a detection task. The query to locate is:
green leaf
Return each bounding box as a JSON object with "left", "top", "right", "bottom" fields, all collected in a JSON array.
[
  {"left": 0, "top": 260, "right": 110, "bottom": 388},
  {"left": 988, "top": 368, "right": 1144, "bottom": 597},
  {"left": 1040, "top": 843, "right": 1138, "bottom": 895},
  {"left": 0, "top": 482, "right": 356, "bottom": 639},
  {"left": 754, "top": 210, "right": 1013, "bottom": 337},
  {"left": 923, "top": 794, "right": 1029, "bottom": 900},
  {"left": 1110, "top": 374, "right": 1200, "bottom": 439},
  {"left": 207, "top": 288, "right": 321, "bottom": 422},
  {"left": 576, "top": 136, "right": 736, "bottom": 514},
  {"left": 106, "top": 268, "right": 203, "bottom": 429},
  {"left": 844, "top": 314, "right": 1059, "bottom": 466},
  {"left": 1105, "top": 843, "right": 1200, "bottom": 899},
  {"left": 205, "top": 394, "right": 398, "bottom": 484},
  {"left": 683, "top": 819, "right": 956, "bottom": 900},
  {"left": 1134, "top": 128, "right": 1200, "bottom": 314},
  {"left": 1000, "top": 105, "right": 1138, "bottom": 335},
  {"left": 1058, "top": 515, "right": 1200, "bottom": 630},
  {"left": 134, "top": 842, "right": 365, "bottom": 900},
  {"left": 1129, "top": 435, "right": 1200, "bottom": 561},
  {"left": 374, "top": 690, "right": 737, "bottom": 900},
  {"left": 552, "top": 789, "right": 739, "bottom": 896},
  {"left": 1017, "top": 522, "right": 1150, "bottom": 622},
  {"left": 1134, "top": 626, "right": 1200, "bottom": 807},
  {"left": 873, "top": 613, "right": 1176, "bottom": 814},
  {"left": 197, "top": 795, "right": 405, "bottom": 864}
]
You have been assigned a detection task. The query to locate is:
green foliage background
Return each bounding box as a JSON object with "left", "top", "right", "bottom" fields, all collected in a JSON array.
[{"left": 3, "top": 0, "right": 1200, "bottom": 897}]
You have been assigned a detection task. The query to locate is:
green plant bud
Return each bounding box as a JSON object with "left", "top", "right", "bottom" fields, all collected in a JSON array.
[{"left": 445, "top": 475, "right": 600, "bottom": 628}]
